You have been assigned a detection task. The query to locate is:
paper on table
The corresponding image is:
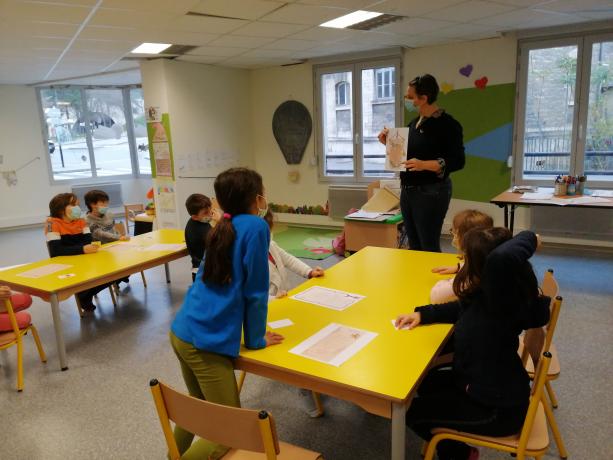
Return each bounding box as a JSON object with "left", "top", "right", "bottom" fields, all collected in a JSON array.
[
  {"left": 346, "top": 210, "right": 382, "bottom": 219},
  {"left": 521, "top": 192, "right": 553, "bottom": 200},
  {"left": 550, "top": 196, "right": 610, "bottom": 206},
  {"left": 590, "top": 190, "right": 613, "bottom": 198},
  {"left": 268, "top": 319, "right": 294, "bottom": 329},
  {"left": 391, "top": 319, "right": 410, "bottom": 330},
  {"left": 17, "top": 264, "right": 73, "bottom": 279},
  {"left": 143, "top": 243, "right": 186, "bottom": 252},
  {"left": 291, "top": 286, "right": 365, "bottom": 311},
  {"left": 100, "top": 243, "right": 141, "bottom": 252},
  {"left": 290, "top": 323, "right": 377, "bottom": 367}
]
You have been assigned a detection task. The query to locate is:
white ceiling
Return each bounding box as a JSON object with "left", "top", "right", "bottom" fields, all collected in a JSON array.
[{"left": 0, "top": 0, "right": 611, "bottom": 85}]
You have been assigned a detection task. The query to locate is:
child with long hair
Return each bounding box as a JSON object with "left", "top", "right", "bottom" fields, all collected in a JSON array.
[
  {"left": 396, "top": 228, "right": 551, "bottom": 460},
  {"left": 169, "top": 168, "right": 283, "bottom": 459},
  {"left": 430, "top": 210, "right": 493, "bottom": 304}
]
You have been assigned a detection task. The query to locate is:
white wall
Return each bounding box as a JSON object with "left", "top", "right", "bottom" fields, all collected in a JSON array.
[
  {"left": 0, "top": 85, "right": 149, "bottom": 229},
  {"left": 141, "top": 59, "right": 253, "bottom": 225}
]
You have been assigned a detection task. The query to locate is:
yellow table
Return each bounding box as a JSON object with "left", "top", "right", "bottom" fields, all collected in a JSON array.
[
  {"left": 237, "top": 246, "right": 457, "bottom": 460},
  {"left": 0, "top": 229, "right": 188, "bottom": 371}
]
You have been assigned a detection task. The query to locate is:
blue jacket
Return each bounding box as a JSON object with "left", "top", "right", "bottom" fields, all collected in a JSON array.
[{"left": 171, "top": 214, "right": 270, "bottom": 357}]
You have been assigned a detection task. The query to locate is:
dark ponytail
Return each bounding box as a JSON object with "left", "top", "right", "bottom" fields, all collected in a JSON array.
[{"left": 203, "top": 168, "right": 264, "bottom": 285}]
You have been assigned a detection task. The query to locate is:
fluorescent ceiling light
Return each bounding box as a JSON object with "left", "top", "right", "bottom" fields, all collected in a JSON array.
[
  {"left": 131, "top": 43, "right": 172, "bottom": 54},
  {"left": 320, "top": 10, "right": 383, "bottom": 29}
]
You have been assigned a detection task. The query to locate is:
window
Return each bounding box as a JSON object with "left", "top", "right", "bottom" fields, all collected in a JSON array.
[
  {"left": 375, "top": 68, "right": 395, "bottom": 100},
  {"left": 315, "top": 58, "right": 401, "bottom": 182},
  {"left": 514, "top": 33, "right": 613, "bottom": 187},
  {"left": 39, "top": 86, "right": 148, "bottom": 182}
]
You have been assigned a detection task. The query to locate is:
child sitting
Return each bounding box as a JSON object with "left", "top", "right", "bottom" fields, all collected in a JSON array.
[
  {"left": 84, "top": 189, "right": 130, "bottom": 244},
  {"left": 430, "top": 210, "right": 493, "bottom": 304},
  {"left": 46, "top": 193, "right": 110, "bottom": 311},
  {"left": 263, "top": 210, "right": 324, "bottom": 299},
  {"left": 184, "top": 194, "right": 213, "bottom": 282}
]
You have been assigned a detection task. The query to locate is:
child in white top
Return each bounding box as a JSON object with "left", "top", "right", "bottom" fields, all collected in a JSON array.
[
  {"left": 264, "top": 211, "right": 324, "bottom": 300},
  {"left": 430, "top": 210, "right": 493, "bottom": 304}
]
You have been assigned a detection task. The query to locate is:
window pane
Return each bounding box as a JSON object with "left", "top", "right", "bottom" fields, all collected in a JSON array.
[
  {"left": 522, "top": 45, "right": 577, "bottom": 179},
  {"left": 41, "top": 88, "right": 92, "bottom": 180},
  {"left": 585, "top": 41, "right": 613, "bottom": 182},
  {"left": 322, "top": 72, "right": 354, "bottom": 176},
  {"left": 130, "top": 88, "right": 151, "bottom": 175},
  {"left": 362, "top": 67, "right": 395, "bottom": 177},
  {"left": 85, "top": 89, "right": 132, "bottom": 177}
]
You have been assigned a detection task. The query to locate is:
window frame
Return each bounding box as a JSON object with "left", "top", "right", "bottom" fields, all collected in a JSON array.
[
  {"left": 37, "top": 84, "right": 150, "bottom": 185},
  {"left": 314, "top": 56, "right": 402, "bottom": 184},
  {"left": 375, "top": 67, "right": 395, "bottom": 100},
  {"left": 512, "top": 31, "right": 613, "bottom": 189}
]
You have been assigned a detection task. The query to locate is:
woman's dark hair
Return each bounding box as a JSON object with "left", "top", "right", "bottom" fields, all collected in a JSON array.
[
  {"left": 84, "top": 189, "right": 109, "bottom": 212},
  {"left": 49, "top": 193, "right": 78, "bottom": 218},
  {"left": 409, "top": 74, "right": 439, "bottom": 104},
  {"left": 453, "top": 227, "right": 512, "bottom": 300},
  {"left": 203, "top": 168, "right": 264, "bottom": 285}
]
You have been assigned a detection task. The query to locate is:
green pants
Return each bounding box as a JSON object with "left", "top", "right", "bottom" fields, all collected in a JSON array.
[{"left": 169, "top": 332, "right": 240, "bottom": 460}]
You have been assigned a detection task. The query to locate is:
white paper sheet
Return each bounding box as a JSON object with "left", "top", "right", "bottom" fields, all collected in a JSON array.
[
  {"left": 346, "top": 210, "right": 383, "bottom": 219},
  {"left": 17, "top": 264, "right": 73, "bottom": 279},
  {"left": 521, "top": 192, "right": 553, "bottom": 200},
  {"left": 143, "top": 243, "right": 186, "bottom": 252},
  {"left": 100, "top": 243, "right": 142, "bottom": 252},
  {"left": 385, "top": 128, "right": 409, "bottom": 171},
  {"left": 550, "top": 196, "right": 610, "bottom": 206},
  {"left": 289, "top": 323, "right": 377, "bottom": 366},
  {"left": 589, "top": 190, "right": 613, "bottom": 198},
  {"left": 291, "top": 286, "right": 364, "bottom": 311},
  {"left": 268, "top": 319, "right": 294, "bottom": 329}
]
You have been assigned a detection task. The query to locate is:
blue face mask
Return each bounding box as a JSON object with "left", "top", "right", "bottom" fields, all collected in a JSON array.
[
  {"left": 404, "top": 100, "right": 417, "bottom": 112},
  {"left": 69, "top": 205, "right": 82, "bottom": 220},
  {"left": 98, "top": 206, "right": 109, "bottom": 216}
]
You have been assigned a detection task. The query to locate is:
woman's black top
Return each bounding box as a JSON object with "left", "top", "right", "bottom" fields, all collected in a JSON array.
[{"left": 400, "top": 110, "right": 465, "bottom": 187}]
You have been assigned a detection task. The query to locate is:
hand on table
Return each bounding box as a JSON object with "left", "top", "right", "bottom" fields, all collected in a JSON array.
[
  {"left": 395, "top": 312, "right": 421, "bottom": 330},
  {"left": 119, "top": 235, "right": 130, "bottom": 241},
  {"left": 432, "top": 265, "right": 457, "bottom": 275},
  {"left": 309, "top": 267, "right": 324, "bottom": 278},
  {"left": 275, "top": 290, "right": 288, "bottom": 299},
  {"left": 265, "top": 331, "right": 284, "bottom": 347},
  {"left": 83, "top": 244, "right": 99, "bottom": 254}
]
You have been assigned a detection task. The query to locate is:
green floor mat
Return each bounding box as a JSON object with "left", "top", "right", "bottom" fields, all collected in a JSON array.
[{"left": 272, "top": 226, "right": 340, "bottom": 260}]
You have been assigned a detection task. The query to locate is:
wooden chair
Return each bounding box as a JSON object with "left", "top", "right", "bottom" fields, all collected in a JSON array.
[
  {"left": 519, "top": 278, "right": 568, "bottom": 459},
  {"left": 423, "top": 351, "right": 553, "bottom": 460},
  {"left": 1, "top": 297, "right": 47, "bottom": 391},
  {"left": 124, "top": 203, "right": 145, "bottom": 236},
  {"left": 150, "top": 379, "right": 324, "bottom": 460},
  {"left": 113, "top": 222, "right": 147, "bottom": 288}
]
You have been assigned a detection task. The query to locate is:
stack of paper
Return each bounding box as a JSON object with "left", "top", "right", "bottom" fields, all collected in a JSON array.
[{"left": 361, "top": 187, "right": 399, "bottom": 212}]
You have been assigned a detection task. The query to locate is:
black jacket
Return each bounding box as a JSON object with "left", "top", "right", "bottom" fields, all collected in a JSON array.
[
  {"left": 416, "top": 231, "right": 550, "bottom": 408},
  {"left": 184, "top": 219, "right": 211, "bottom": 269}
]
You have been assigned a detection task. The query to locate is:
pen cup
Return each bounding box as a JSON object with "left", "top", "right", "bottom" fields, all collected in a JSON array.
[
  {"left": 554, "top": 182, "right": 566, "bottom": 196},
  {"left": 566, "top": 183, "right": 576, "bottom": 196},
  {"left": 576, "top": 182, "right": 585, "bottom": 195}
]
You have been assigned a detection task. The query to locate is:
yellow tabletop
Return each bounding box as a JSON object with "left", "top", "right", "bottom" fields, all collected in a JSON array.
[
  {"left": 0, "top": 229, "right": 187, "bottom": 297},
  {"left": 239, "top": 246, "right": 458, "bottom": 403}
]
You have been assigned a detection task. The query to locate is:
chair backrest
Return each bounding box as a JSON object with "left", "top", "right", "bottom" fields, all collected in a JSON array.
[
  {"left": 114, "top": 222, "right": 126, "bottom": 236},
  {"left": 2, "top": 298, "right": 20, "bottom": 335},
  {"left": 150, "top": 379, "right": 280, "bottom": 460},
  {"left": 541, "top": 268, "right": 559, "bottom": 300},
  {"left": 522, "top": 296, "right": 563, "bottom": 369},
  {"left": 517, "top": 351, "right": 552, "bottom": 453}
]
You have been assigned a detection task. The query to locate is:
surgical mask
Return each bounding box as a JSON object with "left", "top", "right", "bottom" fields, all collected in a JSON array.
[
  {"left": 69, "top": 206, "right": 82, "bottom": 220},
  {"left": 257, "top": 195, "right": 268, "bottom": 218},
  {"left": 404, "top": 100, "right": 417, "bottom": 112},
  {"left": 98, "top": 206, "right": 109, "bottom": 216},
  {"left": 200, "top": 216, "right": 212, "bottom": 223}
]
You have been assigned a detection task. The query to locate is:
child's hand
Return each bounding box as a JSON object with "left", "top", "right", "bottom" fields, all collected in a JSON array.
[
  {"left": 395, "top": 312, "right": 421, "bottom": 330},
  {"left": 0, "top": 286, "right": 12, "bottom": 299},
  {"left": 83, "top": 244, "right": 99, "bottom": 254},
  {"left": 275, "top": 290, "right": 288, "bottom": 299},
  {"left": 265, "top": 331, "right": 284, "bottom": 347},
  {"left": 119, "top": 235, "right": 130, "bottom": 241},
  {"left": 432, "top": 265, "right": 457, "bottom": 275},
  {"left": 309, "top": 267, "right": 324, "bottom": 278}
]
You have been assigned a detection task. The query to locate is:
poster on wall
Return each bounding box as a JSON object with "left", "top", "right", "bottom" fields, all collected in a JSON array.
[
  {"left": 153, "top": 178, "right": 178, "bottom": 229},
  {"left": 146, "top": 111, "right": 174, "bottom": 180}
]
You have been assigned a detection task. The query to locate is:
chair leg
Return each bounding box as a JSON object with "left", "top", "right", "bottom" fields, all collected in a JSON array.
[
  {"left": 545, "top": 380, "right": 559, "bottom": 409},
  {"left": 311, "top": 392, "right": 325, "bottom": 417},
  {"left": 109, "top": 287, "right": 118, "bottom": 307},
  {"left": 140, "top": 271, "right": 147, "bottom": 288},
  {"left": 74, "top": 295, "right": 84, "bottom": 318},
  {"left": 542, "top": 394, "right": 568, "bottom": 459},
  {"left": 237, "top": 370, "right": 246, "bottom": 394},
  {"left": 29, "top": 325, "right": 47, "bottom": 363},
  {"left": 16, "top": 336, "right": 24, "bottom": 392},
  {"left": 423, "top": 439, "right": 437, "bottom": 460},
  {"left": 420, "top": 441, "right": 427, "bottom": 457}
]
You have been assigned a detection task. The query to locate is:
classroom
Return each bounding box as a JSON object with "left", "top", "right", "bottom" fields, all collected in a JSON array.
[{"left": 0, "top": 1, "right": 612, "bottom": 459}]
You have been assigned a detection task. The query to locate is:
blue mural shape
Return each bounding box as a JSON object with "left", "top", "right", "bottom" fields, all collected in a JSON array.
[{"left": 464, "top": 123, "right": 512, "bottom": 162}]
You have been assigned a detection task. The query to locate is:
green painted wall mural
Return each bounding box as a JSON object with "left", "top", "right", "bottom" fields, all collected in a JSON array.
[{"left": 405, "top": 83, "right": 516, "bottom": 202}]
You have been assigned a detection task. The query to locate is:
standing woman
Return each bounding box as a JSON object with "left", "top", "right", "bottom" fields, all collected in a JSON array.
[{"left": 379, "top": 74, "right": 465, "bottom": 252}]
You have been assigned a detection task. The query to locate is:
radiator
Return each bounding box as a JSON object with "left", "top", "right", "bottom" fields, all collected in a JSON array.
[
  {"left": 328, "top": 186, "right": 368, "bottom": 218},
  {"left": 531, "top": 207, "right": 613, "bottom": 241},
  {"left": 71, "top": 182, "right": 123, "bottom": 209}
]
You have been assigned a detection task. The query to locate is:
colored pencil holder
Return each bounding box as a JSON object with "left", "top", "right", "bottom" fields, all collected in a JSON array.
[
  {"left": 576, "top": 182, "right": 585, "bottom": 195},
  {"left": 566, "top": 183, "right": 576, "bottom": 195},
  {"left": 554, "top": 182, "right": 566, "bottom": 196}
]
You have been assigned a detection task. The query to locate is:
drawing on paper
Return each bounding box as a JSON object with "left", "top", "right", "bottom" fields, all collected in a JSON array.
[{"left": 385, "top": 128, "right": 409, "bottom": 171}]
